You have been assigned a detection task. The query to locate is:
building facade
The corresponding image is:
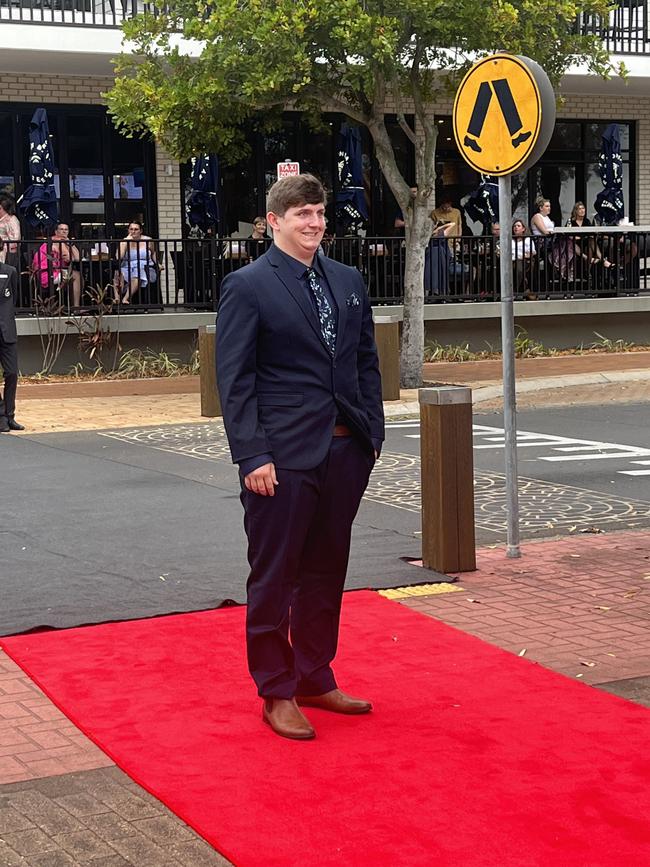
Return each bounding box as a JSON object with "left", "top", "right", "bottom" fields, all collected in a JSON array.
[{"left": 1, "top": 7, "right": 648, "bottom": 239}]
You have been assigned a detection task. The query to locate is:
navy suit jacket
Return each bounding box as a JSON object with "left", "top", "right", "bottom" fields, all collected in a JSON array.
[
  {"left": 0, "top": 263, "right": 18, "bottom": 344},
  {"left": 216, "top": 244, "right": 384, "bottom": 471}
]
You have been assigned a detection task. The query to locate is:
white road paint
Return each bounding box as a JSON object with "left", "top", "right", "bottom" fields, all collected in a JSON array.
[{"left": 386, "top": 420, "right": 650, "bottom": 476}]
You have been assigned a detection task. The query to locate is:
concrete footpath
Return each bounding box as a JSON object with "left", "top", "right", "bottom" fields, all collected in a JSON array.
[
  {"left": 11, "top": 349, "right": 650, "bottom": 433},
  {"left": 1, "top": 352, "right": 650, "bottom": 864}
]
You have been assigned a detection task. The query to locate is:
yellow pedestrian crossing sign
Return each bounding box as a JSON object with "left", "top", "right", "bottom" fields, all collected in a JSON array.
[{"left": 453, "top": 54, "right": 555, "bottom": 176}]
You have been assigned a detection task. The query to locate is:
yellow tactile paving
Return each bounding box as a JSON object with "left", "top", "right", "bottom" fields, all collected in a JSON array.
[{"left": 378, "top": 583, "right": 463, "bottom": 599}]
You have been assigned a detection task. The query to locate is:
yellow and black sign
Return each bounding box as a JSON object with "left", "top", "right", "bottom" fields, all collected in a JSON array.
[{"left": 453, "top": 54, "right": 555, "bottom": 176}]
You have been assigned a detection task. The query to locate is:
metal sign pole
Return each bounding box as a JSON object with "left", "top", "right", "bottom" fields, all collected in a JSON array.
[
  {"left": 453, "top": 53, "right": 556, "bottom": 560},
  {"left": 498, "top": 175, "right": 520, "bottom": 558}
]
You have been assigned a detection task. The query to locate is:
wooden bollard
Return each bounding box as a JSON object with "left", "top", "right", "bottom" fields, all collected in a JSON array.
[
  {"left": 198, "top": 325, "right": 222, "bottom": 418},
  {"left": 373, "top": 314, "right": 400, "bottom": 401},
  {"left": 419, "top": 386, "right": 476, "bottom": 573}
]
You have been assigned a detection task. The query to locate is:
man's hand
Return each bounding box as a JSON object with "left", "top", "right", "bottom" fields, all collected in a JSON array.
[{"left": 245, "top": 462, "right": 278, "bottom": 496}]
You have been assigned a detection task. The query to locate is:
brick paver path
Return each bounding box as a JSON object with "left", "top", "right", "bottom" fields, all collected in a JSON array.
[{"left": 402, "top": 529, "right": 650, "bottom": 685}]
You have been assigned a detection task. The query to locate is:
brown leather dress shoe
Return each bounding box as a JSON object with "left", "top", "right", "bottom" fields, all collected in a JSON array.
[
  {"left": 262, "top": 698, "right": 315, "bottom": 740},
  {"left": 296, "top": 688, "right": 372, "bottom": 715}
]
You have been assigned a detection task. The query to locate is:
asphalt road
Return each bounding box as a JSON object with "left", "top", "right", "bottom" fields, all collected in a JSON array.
[
  {"left": 386, "top": 402, "right": 650, "bottom": 501},
  {"left": 0, "top": 425, "right": 422, "bottom": 636},
  {"left": 3, "top": 402, "right": 648, "bottom": 635}
]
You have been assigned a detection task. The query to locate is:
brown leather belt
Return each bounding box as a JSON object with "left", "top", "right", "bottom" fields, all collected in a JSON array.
[{"left": 333, "top": 424, "right": 352, "bottom": 437}]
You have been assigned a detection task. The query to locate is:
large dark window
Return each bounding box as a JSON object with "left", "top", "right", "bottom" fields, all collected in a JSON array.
[
  {"left": 109, "top": 121, "right": 151, "bottom": 236},
  {"left": 435, "top": 118, "right": 635, "bottom": 233},
  {"left": 67, "top": 114, "right": 107, "bottom": 237},
  {"left": 0, "top": 114, "right": 15, "bottom": 199},
  {"left": 7, "top": 104, "right": 156, "bottom": 240},
  {"left": 181, "top": 113, "right": 413, "bottom": 237}
]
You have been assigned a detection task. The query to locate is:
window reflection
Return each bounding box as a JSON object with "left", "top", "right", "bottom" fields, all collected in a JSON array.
[{"left": 113, "top": 173, "right": 143, "bottom": 200}]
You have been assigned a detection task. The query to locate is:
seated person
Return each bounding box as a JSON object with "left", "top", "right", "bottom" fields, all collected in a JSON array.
[
  {"left": 32, "top": 222, "right": 82, "bottom": 307},
  {"left": 114, "top": 220, "right": 157, "bottom": 304},
  {"left": 424, "top": 218, "right": 456, "bottom": 296},
  {"left": 531, "top": 197, "right": 573, "bottom": 282},
  {"left": 566, "top": 202, "right": 611, "bottom": 273},
  {"left": 511, "top": 219, "right": 536, "bottom": 299},
  {"left": 473, "top": 221, "right": 501, "bottom": 297},
  {"left": 431, "top": 192, "right": 462, "bottom": 248},
  {"left": 245, "top": 216, "right": 270, "bottom": 260}
]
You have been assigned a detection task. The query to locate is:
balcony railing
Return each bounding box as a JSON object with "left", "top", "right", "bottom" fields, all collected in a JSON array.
[
  {"left": 578, "top": 1, "right": 650, "bottom": 55},
  {"left": 2, "top": 0, "right": 649, "bottom": 55},
  {"left": 12, "top": 231, "right": 649, "bottom": 317},
  {"left": 0, "top": 0, "right": 150, "bottom": 28}
]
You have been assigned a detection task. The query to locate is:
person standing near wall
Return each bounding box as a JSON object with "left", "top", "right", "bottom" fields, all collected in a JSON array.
[
  {"left": 0, "top": 246, "right": 23, "bottom": 432},
  {"left": 0, "top": 197, "right": 21, "bottom": 271}
]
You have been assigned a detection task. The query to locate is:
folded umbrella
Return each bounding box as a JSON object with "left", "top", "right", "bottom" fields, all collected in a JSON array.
[
  {"left": 18, "top": 107, "right": 59, "bottom": 228},
  {"left": 335, "top": 124, "right": 368, "bottom": 234}
]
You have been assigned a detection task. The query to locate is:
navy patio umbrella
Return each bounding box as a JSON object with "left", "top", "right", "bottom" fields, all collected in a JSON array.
[
  {"left": 594, "top": 123, "right": 625, "bottom": 225},
  {"left": 186, "top": 154, "right": 220, "bottom": 234},
  {"left": 463, "top": 175, "right": 498, "bottom": 235},
  {"left": 335, "top": 123, "right": 368, "bottom": 234},
  {"left": 18, "top": 108, "right": 58, "bottom": 229}
]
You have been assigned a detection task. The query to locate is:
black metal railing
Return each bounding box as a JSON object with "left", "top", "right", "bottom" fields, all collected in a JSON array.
[
  {"left": 12, "top": 231, "right": 648, "bottom": 316},
  {"left": 3, "top": 0, "right": 649, "bottom": 54},
  {"left": 0, "top": 0, "right": 156, "bottom": 28},
  {"left": 578, "top": 0, "right": 649, "bottom": 55}
]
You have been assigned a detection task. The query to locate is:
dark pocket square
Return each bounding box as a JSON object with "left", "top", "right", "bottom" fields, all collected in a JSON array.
[{"left": 346, "top": 292, "right": 361, "bottom": 307}]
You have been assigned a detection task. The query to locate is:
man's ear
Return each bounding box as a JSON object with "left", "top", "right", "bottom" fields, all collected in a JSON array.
[{"left": 266, "top": 211, "right": 281, "bottom": 232}]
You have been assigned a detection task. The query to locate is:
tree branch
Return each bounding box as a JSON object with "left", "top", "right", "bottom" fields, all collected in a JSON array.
[{"left": 389, "top": 72, "right": 416, "bottom": 145}]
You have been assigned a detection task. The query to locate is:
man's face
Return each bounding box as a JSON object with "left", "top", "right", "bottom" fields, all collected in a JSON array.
[
  {"left": 268, "top": 201, "right": 326, "bottom": 262},
  {"left": 439, "top": 201, "right": 452, "bottom": 213}
]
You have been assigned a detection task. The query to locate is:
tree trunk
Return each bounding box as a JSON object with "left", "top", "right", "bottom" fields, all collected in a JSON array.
[
  {"left": 400, "top": 201, "right": 434, "bottom": 387},
  {"left": 367, "top": 112, "right": 437, "bottom": 389}
]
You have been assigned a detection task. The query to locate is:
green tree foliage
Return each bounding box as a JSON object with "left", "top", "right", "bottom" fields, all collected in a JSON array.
[{"left": 108, "top": 0, "right": 618, "bottom": 386}]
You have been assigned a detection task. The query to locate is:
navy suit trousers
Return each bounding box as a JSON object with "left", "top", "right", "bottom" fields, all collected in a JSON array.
[
  {"left": 241, "top": 436, "right": 374, "bottom": 699},
  {"left": 0, "top": 340, "right": 17, "bottom": 419}
]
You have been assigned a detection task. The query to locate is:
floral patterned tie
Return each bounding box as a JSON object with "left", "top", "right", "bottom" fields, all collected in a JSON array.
[{"left": 306, "top": 267, "right": 336, "bottom": 354}]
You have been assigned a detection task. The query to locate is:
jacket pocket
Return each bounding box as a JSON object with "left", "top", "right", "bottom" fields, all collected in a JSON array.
[{"left": 257, "top": 392, "right": 304, "bottom": 407}]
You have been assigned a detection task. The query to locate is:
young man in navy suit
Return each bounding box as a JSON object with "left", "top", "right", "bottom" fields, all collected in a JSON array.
[
  {"left": 216, "top": 174, "right": 384, "bottom": 740},
  {"left": 0, "top": 251, "right": 23, "bottom": 433}
]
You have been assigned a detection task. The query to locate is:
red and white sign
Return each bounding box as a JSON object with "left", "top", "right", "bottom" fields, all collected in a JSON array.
[{"left": 277, "top": 161, "right": 300, "bottom": 179}]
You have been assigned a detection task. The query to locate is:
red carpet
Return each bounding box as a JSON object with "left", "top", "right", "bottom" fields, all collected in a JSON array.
[{"left": 3, "top": 591, "right": 650, "bottom": 866}]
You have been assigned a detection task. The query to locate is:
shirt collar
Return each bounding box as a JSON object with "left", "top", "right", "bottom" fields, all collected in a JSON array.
[{"left": 271, "top": 244, "right": 325, "bottom": 280}]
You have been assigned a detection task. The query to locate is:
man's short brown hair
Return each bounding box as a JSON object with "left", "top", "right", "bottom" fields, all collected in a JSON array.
[{"left": 267, "top": 174, "right": 326, "bottom": 217}]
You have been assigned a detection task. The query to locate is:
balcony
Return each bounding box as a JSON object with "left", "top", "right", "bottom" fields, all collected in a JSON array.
[
  {"left": 0, "top": 0, "right": 147, "bottom": 28},
  {"left": 0, "top": 0, "right": 648, "bottom": 57},
  {"left": 579, "top": 1, "right": 650, "bottom": 55}
]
